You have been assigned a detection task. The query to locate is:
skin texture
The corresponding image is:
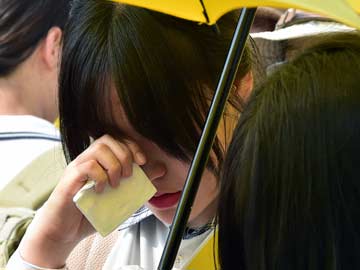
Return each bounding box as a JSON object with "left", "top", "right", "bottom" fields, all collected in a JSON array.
[{"left": 0, "top": 27, "right": 62, "bottom": 122}]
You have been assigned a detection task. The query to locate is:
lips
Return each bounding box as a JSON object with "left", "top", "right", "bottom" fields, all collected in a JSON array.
[
  {"left": 148, "top": 191, "right": 182, "bottom": 209},
  {"left": 153, "top": 192, "right": 165, "bottom": 197}
]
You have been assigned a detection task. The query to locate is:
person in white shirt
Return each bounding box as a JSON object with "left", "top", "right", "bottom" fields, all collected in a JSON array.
[
  {"left": 0, "top": 0, "right": 71, "bottom": 188},
  {"left": 7, "top": 0, "right": 254, "bottom": 269}
]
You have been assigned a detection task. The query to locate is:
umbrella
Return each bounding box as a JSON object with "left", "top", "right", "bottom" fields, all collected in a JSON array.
[
  {"left": 111, "top": 1, "right": 360, "bottom": 270},
  {"left": 114, "top": 0, "right": 360, "bottom": 28}
]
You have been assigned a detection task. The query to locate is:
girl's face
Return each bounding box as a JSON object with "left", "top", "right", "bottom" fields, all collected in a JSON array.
[{"left": 111, "top": 91, "right": 218, "bottom": 227}]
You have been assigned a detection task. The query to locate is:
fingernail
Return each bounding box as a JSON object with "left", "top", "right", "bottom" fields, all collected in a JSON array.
[
  {"left": 123, "top": 167, "right": 132, "bottom": 178},
  {"left": 95, "top": 184, "right": 104, "bottom": 193},
  {"left": 113, "top": 177, "right": 120, "bottom": 187},
  {"left": 136, "top": 152, "right": 146, "bottom": 165}
]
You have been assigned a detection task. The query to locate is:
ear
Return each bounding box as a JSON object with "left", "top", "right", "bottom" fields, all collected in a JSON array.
[
  {"left": 234, "top": 71, "right": 253, "bottom": 102},
  {"left": 39, "top": 26, "right": 62, "bottom": 70}
]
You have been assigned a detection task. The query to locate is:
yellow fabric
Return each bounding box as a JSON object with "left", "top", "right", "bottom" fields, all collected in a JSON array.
[
  {"left": 111, "top": 0, "right": 360, "bottom": 29},
  {"left": 348, "top": 0, "right": 360, "bottom": 13},
  {"left": 54, "top": 118, "right": 60, "bottom": 129},
  {"left": 184, "top": 229, "right": 219, "bottom": 270}
]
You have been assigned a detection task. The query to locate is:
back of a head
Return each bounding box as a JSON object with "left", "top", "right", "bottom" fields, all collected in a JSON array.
[
  {"left": 0, "top": 0, "right": 71, "bottom": 76},
  {"left": 219, "top": 32, "right": 360, "bottom": 270}
]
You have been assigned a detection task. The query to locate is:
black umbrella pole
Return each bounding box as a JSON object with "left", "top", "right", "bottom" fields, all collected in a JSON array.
[{"left": 157, "top": 7, "right": 257, "bottom": 270}]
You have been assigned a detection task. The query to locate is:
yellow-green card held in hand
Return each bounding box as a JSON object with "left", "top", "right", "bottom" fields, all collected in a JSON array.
[
  {"left": 73, "top": 164, "right": 157, "bottom": 237},
  {"left": 111, "top": 0, "right": 360, "bottom": 29}
]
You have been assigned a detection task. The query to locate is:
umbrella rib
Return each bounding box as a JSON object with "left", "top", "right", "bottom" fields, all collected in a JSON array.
[{"left": 199, "top": 0, "right": 210, "bottom": 23}]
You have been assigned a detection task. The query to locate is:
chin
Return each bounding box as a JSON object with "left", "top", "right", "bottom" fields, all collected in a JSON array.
[{"left": 149, "top": 206, "right": 176, "bottom": 226}]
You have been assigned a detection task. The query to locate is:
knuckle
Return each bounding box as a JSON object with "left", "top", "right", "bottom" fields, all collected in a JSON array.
[
  {"left": 92, "top": 142, "right": 108, "bottom": 152},
  {"left": 72, "top": 166, "right": 83, "bottom": 178},
  {"left": 100, "top": 134, "right": 112, "bottom": 142},
  {"left": 87, "top": 159, "right": 99, "bottom": 171}
]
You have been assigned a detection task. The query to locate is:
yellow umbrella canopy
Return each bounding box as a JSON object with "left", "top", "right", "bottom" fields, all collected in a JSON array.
[{"left": 113, "top": 0, "right": 360, "bottom": 29}]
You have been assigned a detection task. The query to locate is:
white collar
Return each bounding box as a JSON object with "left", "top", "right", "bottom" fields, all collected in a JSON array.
[{"left": 0, "top": 115, "right": 59, "bottom": 136}]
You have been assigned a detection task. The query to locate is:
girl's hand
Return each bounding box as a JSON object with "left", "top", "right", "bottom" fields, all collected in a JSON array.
[{"left": 19, "top": 135, "right": 146, "bottom": 268}]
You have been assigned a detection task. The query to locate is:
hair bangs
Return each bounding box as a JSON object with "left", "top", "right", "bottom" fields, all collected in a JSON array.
[{"left": 108, "top": 6, "right": 219, "bottom": 166}]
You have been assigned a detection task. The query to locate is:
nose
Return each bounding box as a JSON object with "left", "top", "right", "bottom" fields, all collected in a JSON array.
[{"left": 141, "top": 161, "right": 167, "bottom": 181}]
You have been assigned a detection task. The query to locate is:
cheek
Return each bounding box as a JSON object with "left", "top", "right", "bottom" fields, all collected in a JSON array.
[
  {"left": 199, "top": 171, "right": 218, "bottom": 197},
  {"left": 161, "top": 157, "right": 191, "bottom": 184},
  {"left": 192, "top": 170, "right": 218, "bottom": 208},
  {"left": 172, "top": 160, "right": 217, "bottom": 196}
]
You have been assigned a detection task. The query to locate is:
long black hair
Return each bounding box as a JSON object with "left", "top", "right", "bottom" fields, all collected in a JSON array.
[
  {"left": 59, "top": 0, "right": 253, "bottom": 173},
  {"left": 0, "top": 0, "right": 71, "bottom": 76},
  {"left": 218, "top": 32, "right": 360, "bottom": 270}
]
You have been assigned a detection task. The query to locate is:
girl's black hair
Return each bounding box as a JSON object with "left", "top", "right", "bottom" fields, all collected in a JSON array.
[
  {"left": 218, "top": 32, "right": 360, "bottom": 270},
  {"left": 59, "top": 0, "right": 253, "bottom": 173},
  {"left": 0, "top": 0, "right": 71, "bottom": 76}
]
